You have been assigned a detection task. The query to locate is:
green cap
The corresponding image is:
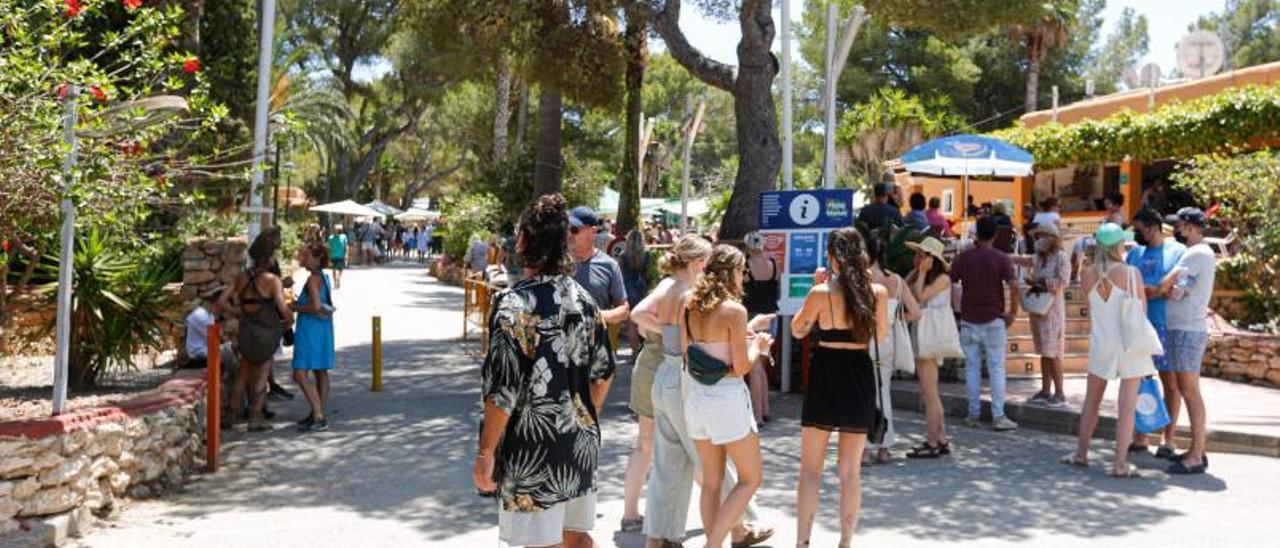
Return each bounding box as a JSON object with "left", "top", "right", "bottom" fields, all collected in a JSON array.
[{"left": 1095, "top": 222, "right": 1133, "bottom": 247}]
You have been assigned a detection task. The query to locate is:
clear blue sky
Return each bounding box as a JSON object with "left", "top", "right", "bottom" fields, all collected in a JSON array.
[{"left": 675, "top": 0, "right": 1222, "bottom": 77}]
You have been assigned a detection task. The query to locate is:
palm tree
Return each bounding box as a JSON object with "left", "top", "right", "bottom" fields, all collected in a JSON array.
[{"left": 1009, "top": 1, "right": 1078, "bottom": 115}]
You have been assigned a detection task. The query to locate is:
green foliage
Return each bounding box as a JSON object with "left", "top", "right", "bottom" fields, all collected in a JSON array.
[
  {"left": 439, "top": 192, "right": 502, "bottom": 261},
  {"left": 856, "top": 221, "right": 925, "bottom": 279},
  {"left": 1087, "top": 6, "right": 1149, "bottom": 95},
  {"left": 1171, "top": 150, "right": 1280, "bottom": 325},
  {"left": 861, "top": 0, "right": 1045, "bottom": 40},
  {"left": 837, "top": 88, "right": 964, "bottom": 191},
  {"left": 0, "top": 0, "right": 220, "bottom": 245},
  {"left": 175, "top": 209, "right": 248, "bottom": 242},
  {"left": 993, "top": 85, "right": 1280, "bottom": 169},
  {"left": 40, "top": 231, "right": 179, "bottom": 390}
]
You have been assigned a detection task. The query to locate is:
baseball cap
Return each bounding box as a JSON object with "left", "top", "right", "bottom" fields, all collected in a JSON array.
[
  {"left": 1094, "top": 222, "right": 1134, "bottom": 247},
  {"left": 1166, "top": 207, "right": 1206, "bottom": 227},
  {"left": 873, "top": 183, "right": 892, "bottom": 197},
  {"left": 568, "top": 206, "right": 603, "bottom": 228}
]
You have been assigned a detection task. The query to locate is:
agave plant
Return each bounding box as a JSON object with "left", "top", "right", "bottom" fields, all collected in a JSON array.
[{"left": 41, "top": 231, "right": 179, "bottom": 390}]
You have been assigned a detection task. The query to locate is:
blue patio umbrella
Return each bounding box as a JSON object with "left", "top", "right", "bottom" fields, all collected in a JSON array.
[{"left": 900, "top": 134, "right": 1035, "bottom": 226}]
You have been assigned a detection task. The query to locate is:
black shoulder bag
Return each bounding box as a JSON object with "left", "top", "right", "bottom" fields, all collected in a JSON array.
[
  {"left": 684, "top": 308, "right": 731, "bottom": 386},
  {"left": 868, "top": 322, "right": 889, "bottom": 445}
]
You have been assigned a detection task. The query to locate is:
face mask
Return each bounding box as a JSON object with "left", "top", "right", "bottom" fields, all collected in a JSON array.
[{"left": 1173, "top": 229, "right": 1188, "bottom": 245}]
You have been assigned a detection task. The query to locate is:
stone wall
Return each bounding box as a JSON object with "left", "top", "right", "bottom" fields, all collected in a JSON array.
[
  {"left": 1204, "top": 332, "right": 1280, "bottom": 387},
  {"left": 0, "top": 293, "right": 55, "bottom": 356},
  {"left": 180, "top": 238, "right": 248, "bottom": 342},
  {"left": 0, "top": 371, "right": 206, "bottom": 537}
]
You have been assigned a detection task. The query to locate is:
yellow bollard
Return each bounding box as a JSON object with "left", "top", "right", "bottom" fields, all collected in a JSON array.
[{"left": 372, "top": 315, "right": 383, "bottom": 392}]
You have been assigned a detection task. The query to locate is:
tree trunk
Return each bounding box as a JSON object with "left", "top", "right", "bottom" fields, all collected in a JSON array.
[
  {"left": 532, "top": 89, "right": 564, "bottom": 197},
  {"left": 514, "top": 80, "right": 530, "bottom": 152},
  {"left": 617, "top": 10, "right": 648, "bottom": 236},
  {"left": 720, "top": 5, "right": 780, "bottom": 241},
  {"left": 644, "top": 0, "right": 779, "bottom": 241},
  {"left": 493, "top": 56, "right": 512, "bottom": 164},
  {"left": 1025, "top": 57, "right": 1041, "bottom": 115}
]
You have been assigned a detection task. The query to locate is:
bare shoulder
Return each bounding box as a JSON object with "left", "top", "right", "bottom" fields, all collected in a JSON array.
[
  {"left": 721, "top": 300, "right": 748, "bottom": 320},
  {"left": 872, "top": 283, "right": 889, "bottom": 298}
]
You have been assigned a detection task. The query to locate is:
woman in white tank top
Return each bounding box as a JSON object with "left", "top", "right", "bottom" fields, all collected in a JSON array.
[{"left": 1061, "top": 224, "right": 1154, "bottom": 477}]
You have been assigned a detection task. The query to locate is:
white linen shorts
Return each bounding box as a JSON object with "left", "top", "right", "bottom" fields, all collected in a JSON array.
[
  {"left": 498, "top": 491, "right": 596, "bottom": 547},
  {"left": 360, "top": 241, "right": 376, "bottom": 251},
  {"left": 683, "top": 374, "right": 757, "bottom": 445}
]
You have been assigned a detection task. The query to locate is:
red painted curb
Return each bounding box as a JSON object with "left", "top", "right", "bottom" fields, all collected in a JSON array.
[{"left": 0, "top": 369, "right": 208, "bottom": 440}]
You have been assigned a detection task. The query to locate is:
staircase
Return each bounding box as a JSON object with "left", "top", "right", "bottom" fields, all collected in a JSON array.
[{"left": 1002, "top": 284, "right": 1092, "bottom": 377}]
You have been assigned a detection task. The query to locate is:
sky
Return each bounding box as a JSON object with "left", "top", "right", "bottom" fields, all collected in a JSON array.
[{"left": 674, "top": 0, "right": 1223, "bottom": 79}]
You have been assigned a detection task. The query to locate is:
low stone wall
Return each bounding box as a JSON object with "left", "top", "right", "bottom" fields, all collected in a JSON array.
[
  {"left": 0, "top": 370, "right": 207, "bottom": 537},
  {"left": 1204, "top": 332, "right": 1280, "bottom": 387}
]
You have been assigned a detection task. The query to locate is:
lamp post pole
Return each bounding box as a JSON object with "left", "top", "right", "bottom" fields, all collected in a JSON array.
[
  {"left": 246, "top": 0, "right": 277, "bottom": 245},
  {"left": 52, "top": 87, "right": 80, "bottom": 415}
]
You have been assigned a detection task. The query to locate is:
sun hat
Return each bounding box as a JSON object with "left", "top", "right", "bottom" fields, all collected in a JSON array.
[
  {"left": 904, "top": 236, "right": 949, "bottom": 269},
  {"left": 1094, "top": 222, "right": 1134, "bottom": 247}
]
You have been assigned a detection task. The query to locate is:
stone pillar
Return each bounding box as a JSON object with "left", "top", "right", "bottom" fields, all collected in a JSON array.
[
  {"left": 179, "top": 238, "right": 248, "bottom": 341},
  {"left": 1120, "top": 157, "right": 1141, "bottom": 220}
]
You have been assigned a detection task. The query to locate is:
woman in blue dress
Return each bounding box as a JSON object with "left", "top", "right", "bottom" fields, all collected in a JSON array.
[{"left": 292, "top": 240, "right": 336, "bottom": 432}]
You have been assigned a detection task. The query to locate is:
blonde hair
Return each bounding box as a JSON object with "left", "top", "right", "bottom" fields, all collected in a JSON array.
[
  {"left": 660, "top": 234, "right": 713, "bottom": 276},
  {"left": 688, "top": 244, "right": 745, "bottom": 313},
  {"left": 1091, "top": 240, "right": 1127, "bottom": 276}
]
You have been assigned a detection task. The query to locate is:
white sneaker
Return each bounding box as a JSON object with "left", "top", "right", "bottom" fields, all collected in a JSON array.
[{"left": 992, "top": 416, "right": 1019, "bottom": 431}]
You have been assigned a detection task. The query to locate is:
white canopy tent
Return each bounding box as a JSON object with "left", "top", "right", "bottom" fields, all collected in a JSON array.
[
  {"left": 395, "top": 208, "right": 439, "bottom": 223},
  {"left": 364, "top": 199, "right": 404, "bottom": 216},
  {"left": 309, "top": 199, "right": 385, "bottom": 219}
]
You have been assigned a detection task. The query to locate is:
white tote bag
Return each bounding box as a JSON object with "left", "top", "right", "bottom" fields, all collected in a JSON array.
[
  {"left": 887, "top": 281, "right": 916, "bottom": 374},
  {"left": 917, "top": 308, "right": 965, "bottom": 360},
  {"left": 1122, "top": 266, "right": 1165, "bottom": 356}
]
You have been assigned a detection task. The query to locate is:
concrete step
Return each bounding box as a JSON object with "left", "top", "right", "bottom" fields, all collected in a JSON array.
[
  {"left": 1004, "top": 352, "right": 1090, "bottom": 377},
  {"left": 1009, "top": 318, "right": 1090, "bottom": 336},
  {"left": 1006, "top": 334, "right": 1091, "bottom": 355}
]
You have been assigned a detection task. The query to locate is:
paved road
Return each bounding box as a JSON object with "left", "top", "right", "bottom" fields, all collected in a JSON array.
[{"left": 74, "top": 264, "right": 1280, "bottom": 547}]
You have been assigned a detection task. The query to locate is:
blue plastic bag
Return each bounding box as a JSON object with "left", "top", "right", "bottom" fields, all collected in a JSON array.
[{"left": 1135, "top": 377, "right": 1172, "bottom": 434}]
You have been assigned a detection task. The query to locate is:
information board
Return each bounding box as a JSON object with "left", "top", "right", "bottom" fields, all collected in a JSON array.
[{"left": 759, "top": 189, "right": 855, "bottom": 314}]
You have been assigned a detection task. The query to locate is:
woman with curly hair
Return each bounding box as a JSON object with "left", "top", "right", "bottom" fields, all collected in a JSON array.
[
  {"left": 473, "top": 194, "right": 617, "bottom": 548},
  {"left": 790, "top": 227, "right": 889, "bottom": 547},
  {"left": 679, "top": 244, "right": 772, "bottom": 548}
]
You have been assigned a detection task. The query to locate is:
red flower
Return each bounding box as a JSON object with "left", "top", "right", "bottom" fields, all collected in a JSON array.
[
  {"left": 120, "top": 142, "right": 143, "bottom": 156},
  {"left": 123, "top": 0, "right": 143, "bottom": 10},
  {"left": 182, "top": 57, "right": 201, "bottom": 74},
  {"left": 89, "top": 86, "right": 106, "bottom": 102},
  {"left": 56, "top": 83, "right": 70, "bottom": 99},
  {"left": 63, "top": 0, "right": 81, "bottom": 17}
]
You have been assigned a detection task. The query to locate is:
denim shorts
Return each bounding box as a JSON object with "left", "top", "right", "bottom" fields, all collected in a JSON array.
[
  {"left": 1164, "top": 329, "right": 1209, "bottom": 374},
  {"left": 1151, "top": 322, "right": 1170, "bottom": 372}
]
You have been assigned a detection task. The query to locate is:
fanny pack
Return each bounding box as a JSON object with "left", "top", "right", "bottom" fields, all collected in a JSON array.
[{"left": 684, "top": 308, "right": 730, "bottom": 386}]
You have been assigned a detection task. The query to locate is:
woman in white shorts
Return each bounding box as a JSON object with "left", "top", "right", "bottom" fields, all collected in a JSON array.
[
  {"left": 680, "top": 245, "right": 771, "bottom": 547},
  {"left": 1061, "top": 223, "right": 1156, "bottom": 477}
]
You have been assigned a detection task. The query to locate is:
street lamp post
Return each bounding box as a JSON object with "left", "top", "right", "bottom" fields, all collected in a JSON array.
[
  {"left": 284, "top": 161, "right": 296, "bottom": 222},
  {"left": 246, "top": 0, "right": 278, "bottom": 245}
]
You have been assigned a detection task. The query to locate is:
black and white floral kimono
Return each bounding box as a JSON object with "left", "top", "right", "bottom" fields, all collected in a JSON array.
[{"left": 481, "top": 274, "right": 616, "bottom": 512}]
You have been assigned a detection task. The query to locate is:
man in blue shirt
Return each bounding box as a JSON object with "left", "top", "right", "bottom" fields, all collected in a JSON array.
[{"left": 1125, "top": 208, "right": 1186, "bottom": 457}]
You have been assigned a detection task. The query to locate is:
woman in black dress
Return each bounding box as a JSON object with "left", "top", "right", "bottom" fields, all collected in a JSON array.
[
  {"left": 790, "top": 227, "right": 888, "bottom": 547},
  {"left": 741, "top": 232, "right": 779, "bottom": 425}
]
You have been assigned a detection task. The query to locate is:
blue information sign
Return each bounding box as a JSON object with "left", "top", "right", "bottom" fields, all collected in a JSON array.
[
  {"left": 789, "top": 233, "right": 819, "bottom": 275},
  {"left": 759, "top": 189, "right": 855, "bottom": 230}
]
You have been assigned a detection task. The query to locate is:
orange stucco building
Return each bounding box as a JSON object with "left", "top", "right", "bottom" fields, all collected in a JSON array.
[{"left": 892, "top": 60, "right": 1280, "bottom": 232}]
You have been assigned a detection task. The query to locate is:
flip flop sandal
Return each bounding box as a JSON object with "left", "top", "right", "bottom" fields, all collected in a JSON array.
[
  {"left": 1059, "top": 453, "right": 1090, "bottom": 467},
  {"left": 907, "top": 442, "right": 945, "bottom": 459},
  {"left": 1109, "top": 464, "right": 1141, "bottom": 478},
  {"left": 1154, "top": 446, "right": 1178, "bottom": 460},
  {"left": 620, "top": 517, "right": 643, "bottom": 532},
  {"left": 1168, "top": 455, "right": 1209, "bottom": 475},
  {"left": 731, "top": 524, "right": 775, "bottom": 548}
]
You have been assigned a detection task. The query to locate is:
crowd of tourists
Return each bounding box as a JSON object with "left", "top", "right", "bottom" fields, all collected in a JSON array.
[{"left": 473, "top": 188, "right": 1219, "bottom": 547}]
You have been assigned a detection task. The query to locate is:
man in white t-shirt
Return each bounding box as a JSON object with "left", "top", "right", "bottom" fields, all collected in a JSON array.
[
  {"left": 184, "top": 304, "right": 237, "bottom": 373},
  {"left": 1158, "top": 207, "right": 1216, "bottom": 475}
]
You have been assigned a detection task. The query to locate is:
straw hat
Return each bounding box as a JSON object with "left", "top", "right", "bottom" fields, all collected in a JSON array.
[{"left": 904, "top": 237, "right": 949, "bottom": 269}]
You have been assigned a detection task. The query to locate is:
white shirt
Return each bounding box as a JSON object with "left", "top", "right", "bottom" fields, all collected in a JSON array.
[
  {"left": 1166, "top": 242, "right": 1216, "bottom": 333},
  {"left": 185, "top": 306, "right": 214, "bottom": 358},
  {"left": 1032, "top": 211, "right": 1061, "bottom": 227}
]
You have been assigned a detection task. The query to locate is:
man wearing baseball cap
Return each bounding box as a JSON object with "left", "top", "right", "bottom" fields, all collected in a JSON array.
[
  {"left": 856, "top": 182, "right": 904, "bottom": 229},
  {"left": 1157, "top": 207, "right": 1215, "bottom": 474},
  {"left": 568, "top": 206, "right": 631, "bottom": 327},
  {"left": 1125, "top": 209, "right": 1187, "bottom": 458}
]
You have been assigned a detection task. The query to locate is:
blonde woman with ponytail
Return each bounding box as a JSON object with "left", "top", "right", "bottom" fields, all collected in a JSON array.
[
  {"left": 680, "top": 244, "right": 772, "bottom": 548},
  {"left": 790, "top": 227, "right": 889, "bottom": 548}
]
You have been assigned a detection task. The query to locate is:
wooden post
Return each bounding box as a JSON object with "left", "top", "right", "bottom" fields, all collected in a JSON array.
[
  {"left": 1014, "top": 175, "right": 1034, "bottom": 227},
  {"left": 205, "top": 323, "right": 221, "bottom": 473},
  {"left": 1121, "top": 157, "right": 1142, "bottom": 220}
]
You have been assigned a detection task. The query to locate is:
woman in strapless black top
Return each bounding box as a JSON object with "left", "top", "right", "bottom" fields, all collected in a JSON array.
[{"left": 789, "top": 227, "right": 888, "bottom": 548}]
